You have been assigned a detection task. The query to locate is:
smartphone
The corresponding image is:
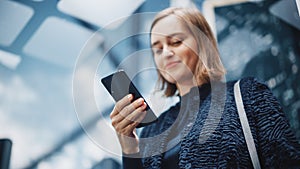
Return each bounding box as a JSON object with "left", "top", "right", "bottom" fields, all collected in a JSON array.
[{"left": 101, "top": 70, "right": 158, "bottom": 128}]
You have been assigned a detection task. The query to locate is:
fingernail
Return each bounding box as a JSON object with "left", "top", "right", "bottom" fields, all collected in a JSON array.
[
  {"left": 127, "top": 94, "right": 132, "bottom": 99},
  {"left": 137, "top": 98, "right": 144, "bottom": 103}
]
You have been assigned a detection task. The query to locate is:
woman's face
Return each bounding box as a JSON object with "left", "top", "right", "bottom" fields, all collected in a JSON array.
[{"left": 151, "top": 15, "right": 199, "bottom": 86}]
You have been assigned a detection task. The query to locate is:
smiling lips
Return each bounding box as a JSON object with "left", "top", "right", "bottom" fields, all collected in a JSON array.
[{"left": 165, "top": 61, "right": 181, "bottom": 69}]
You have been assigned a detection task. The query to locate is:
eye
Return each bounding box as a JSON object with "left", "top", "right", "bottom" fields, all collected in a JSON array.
[
  {"left": 170, "top": 38, "right": 182, "bottom": 46},
  {"left": 153, "top": 48, "right": 162, "bottom": 55}
]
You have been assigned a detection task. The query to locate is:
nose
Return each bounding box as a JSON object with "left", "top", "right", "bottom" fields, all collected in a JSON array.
[{"left": 161, "top": 45, "right": 174, "bottom": 58}]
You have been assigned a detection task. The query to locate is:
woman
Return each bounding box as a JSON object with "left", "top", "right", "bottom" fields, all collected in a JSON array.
[{"left": 109, "top": 7, "right": 300, "bottom": 168}]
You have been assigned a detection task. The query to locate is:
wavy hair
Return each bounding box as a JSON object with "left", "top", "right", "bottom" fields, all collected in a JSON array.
[{"left": 150, "top": 7, "right": 226, "bottom": 97}]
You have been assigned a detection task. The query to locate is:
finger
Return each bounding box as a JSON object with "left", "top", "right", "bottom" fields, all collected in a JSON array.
[
  {"left": 119, "top": 109, "right": 147, "bottom": 136},
  {"left": 110, "top": 94, "right": 133, "bottom": 118},
  {"left": 119, "top": 98, "right": 145, "bottom": 118},
  {"left": 112, "top": 97, "right": 145, "bottom": 125},
  {"left": 121, "top": 122, "right": 140, "bottom": 137},
  {"left": 116, "top": 103, "right": 147, "bottom": 130},
  {"left": 112, "top": 98, "right": 145, "bottom": 126},
  {"left": 126, "top": 105, "right": 148, "bottom": 125}
]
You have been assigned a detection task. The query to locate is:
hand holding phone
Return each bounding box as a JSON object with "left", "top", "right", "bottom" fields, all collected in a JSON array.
[{"left": 101, "top": 70, "right": 158, "bottom": 128}]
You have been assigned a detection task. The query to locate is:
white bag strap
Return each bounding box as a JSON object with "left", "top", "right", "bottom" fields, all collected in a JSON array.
[{"left": 234, "top": 80, "right": 261, "bottom": 169}]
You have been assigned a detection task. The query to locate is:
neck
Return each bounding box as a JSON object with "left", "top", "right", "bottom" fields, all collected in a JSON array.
[
  {"left": 177, "top": 85, "right": 193, "bottom": 96},
  {"left": 177, "top": 79, "right": 201, "bottom": 96}
]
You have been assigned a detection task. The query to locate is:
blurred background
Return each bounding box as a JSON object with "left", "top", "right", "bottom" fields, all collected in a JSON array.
[{"left": 0, "top": 0, "right": 299, "bottom": 168}]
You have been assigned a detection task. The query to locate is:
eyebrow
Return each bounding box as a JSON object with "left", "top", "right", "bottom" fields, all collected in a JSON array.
[{"left": 151, "top": 32, "right": 184, "bottom": 48}]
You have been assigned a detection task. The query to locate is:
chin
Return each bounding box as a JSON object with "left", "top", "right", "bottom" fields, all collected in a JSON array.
[
  {"left": 164, "top": 76, "right": 177, "bottom": 84},
  {"left": 161, "top": 72, "right": 176, "bottom": 84},
  {"left": 166, "top": 74, "right": 188, "bottom": 85}
]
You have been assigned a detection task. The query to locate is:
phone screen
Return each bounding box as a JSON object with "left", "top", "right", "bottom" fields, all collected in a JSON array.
[{"left": 101, "top": 70, "right": 158, "bottom": 128}]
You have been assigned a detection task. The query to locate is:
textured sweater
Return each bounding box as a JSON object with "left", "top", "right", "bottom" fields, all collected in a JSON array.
[{"left": 123, "top": 77, "right": 300, "bottom": 169}]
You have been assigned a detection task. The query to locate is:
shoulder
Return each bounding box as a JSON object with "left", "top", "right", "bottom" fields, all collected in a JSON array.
[
  {"left": 228, "top": 76, "right": 281, "bottom": 119},
  {"left": 240, "top": 76, "right": 269, "bottom": 91},
  {"left": 232, "top": 76, "right": 268, "bottom": 92},
  {"left": 232, "top": 76, "right": 271, "bottom": 101},
  {"left": 234, "top": 76, "right": 283, "bottom": 109},
  {"left": 236, "top": 76, "right": 285, "bottom": 120},
  {"left": 222, "top": 77, "right": 267, "bottom": 98}
]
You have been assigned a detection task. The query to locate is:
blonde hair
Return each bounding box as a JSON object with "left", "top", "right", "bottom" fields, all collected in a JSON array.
[{"left": 150, "top": 7, "right": 226, "bottom": 97}]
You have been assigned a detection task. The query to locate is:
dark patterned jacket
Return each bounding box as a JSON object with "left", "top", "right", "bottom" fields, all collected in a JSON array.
[{"left": 123, "top": 77, "right": 300, "bottom": 169}]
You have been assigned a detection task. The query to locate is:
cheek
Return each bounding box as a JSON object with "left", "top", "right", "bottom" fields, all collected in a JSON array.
[
  {"left": 184, "top": 41, "right": 199, "bottom": 70},
  {"left": 185, "top": 52, "right": 199, "bottom": 72},
  {"left": 154, "top": 57, "right": 163, "bottom": 69},
  {"left": 154, "top": 56, "right": 173, "bottom": 82},
  {"left": 154, "top": 57, "right": 165, "bottom": 76}
]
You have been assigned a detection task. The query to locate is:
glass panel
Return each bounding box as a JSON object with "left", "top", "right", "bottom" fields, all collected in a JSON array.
[
  {"left": 0, "top": 1, "right": 34, "bottom": 46},
  {"left": 23, "top": 16, "right": 103, "bottom": 68},
  {"left": 57, "top": 0, "right": 145, "bottom": 29}
]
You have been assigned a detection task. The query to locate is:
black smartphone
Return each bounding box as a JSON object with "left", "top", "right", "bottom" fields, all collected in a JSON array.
[{"left": 101, "top": 70, "right": 158, "bottom": 128}]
